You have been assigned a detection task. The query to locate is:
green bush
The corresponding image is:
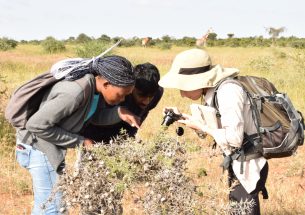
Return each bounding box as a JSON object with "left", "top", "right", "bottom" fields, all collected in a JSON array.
[
  {"left": 76, "top": 33, "right": 92, "bottom": 43},
  {"left": 157, "top": 42, "right": 172, "bottom": 50},
  {"left": 120, "top": 39, "right": 138, "bottom": 47},
  {"left": 175, "top": 37, "right": 196, "bottom": 47},
  {"left": 76, "top": 40, "right": 114, "bottom": 58},
  {"left": 161, "top": 35, "right": 172, "bottom": 43},
  {"left": 290, "top": 41, "right": 305, "bottom": 49},
  {"left": 41, "top": 37, "right": 66, "bottom": 54},
  {"left": 0, "top": 37, "right": 18, "bottom": 51},
  {"left": 98, "top": 34, "right": 111, "bottom": 43},
  {"left": 28, "top": 40, "right": 41, "bottom": 45}
]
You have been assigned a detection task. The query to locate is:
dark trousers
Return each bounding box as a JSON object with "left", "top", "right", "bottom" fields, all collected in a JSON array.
[{"left": 228, "top": 162, "right": 269, "bottom": 215}]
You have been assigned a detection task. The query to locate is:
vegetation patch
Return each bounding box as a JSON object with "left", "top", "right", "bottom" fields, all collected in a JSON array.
[
  {"left": 41, "top": 37, "right": 66, "bottom": 54},
  {"left": 0, "top": 37, "right": 18, "bottom": 51},
  {"left": 47, "top": 132, "right": 202, "bottom": 214}
]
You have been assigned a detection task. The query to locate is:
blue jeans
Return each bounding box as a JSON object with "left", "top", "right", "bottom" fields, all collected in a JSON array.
[{"left": 16, "top": 139, "right": 62, "bottom": 215}]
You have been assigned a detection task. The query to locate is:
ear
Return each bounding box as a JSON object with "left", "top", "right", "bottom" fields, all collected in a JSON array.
[
  {"left": 103, "top": 81, "right": 110, "bottom": 89},
  {"left": 96, "top": 76, "right": 110, "bottom": 87}
]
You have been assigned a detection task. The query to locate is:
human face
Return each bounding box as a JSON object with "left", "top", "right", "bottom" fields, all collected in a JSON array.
[
  {"left": 132, "top": 88, "right": 154, "bottom": 110},
  {"left": 95, "top": 76, "right": 134, "bottom": 105},
  {"left": 180, "top": 89, "right": 203, "bottom": 100}
]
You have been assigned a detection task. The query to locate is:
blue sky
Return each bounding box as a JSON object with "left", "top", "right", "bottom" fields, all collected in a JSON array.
[{"left": 0, "top": 0, "right": 304, "bottom": 41}]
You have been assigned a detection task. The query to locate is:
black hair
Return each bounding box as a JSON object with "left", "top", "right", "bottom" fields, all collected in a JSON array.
[{"left": 134, "top": 63, "right": 160, "bottom": 96}]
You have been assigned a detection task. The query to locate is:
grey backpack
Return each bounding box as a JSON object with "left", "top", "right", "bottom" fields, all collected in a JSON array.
[
  {"left": 5, "top": 71, "right": 90, "bottom": 129},
  {"left": 213, "top": 76, "right": 304, "bottom": 162},
  {"left": 213, "top": 76, "right": 304, "bottom": 174}
]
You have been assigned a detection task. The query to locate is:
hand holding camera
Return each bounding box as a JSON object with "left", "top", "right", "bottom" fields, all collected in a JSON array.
[
  {"left": 161, "top": 107, "right": 184, "bottom": 126},
  {"left": 161, "top": 107, "right": 211, "bottom": 138}
]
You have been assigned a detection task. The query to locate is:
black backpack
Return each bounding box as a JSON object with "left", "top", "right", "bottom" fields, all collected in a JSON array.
[{"left": 212, "top": 76, "right": 304, "bottom": 172}]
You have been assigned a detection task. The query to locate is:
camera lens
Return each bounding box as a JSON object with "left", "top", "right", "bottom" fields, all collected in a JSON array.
[{"left": 176, "top": 127, "right": 184, "bottom": 136}]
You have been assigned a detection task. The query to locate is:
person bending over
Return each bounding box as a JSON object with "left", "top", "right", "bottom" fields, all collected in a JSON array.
[{"left": 83, "top": 62, "right": 163, "bottom": 143}]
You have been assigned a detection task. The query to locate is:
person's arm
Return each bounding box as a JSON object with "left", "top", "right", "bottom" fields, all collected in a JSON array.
[
  {"left": 92, "top": 96, "right": 142, "bottom": 128},
  {"left": 25, "top": 91, "right": 86, "bottom": 148}
]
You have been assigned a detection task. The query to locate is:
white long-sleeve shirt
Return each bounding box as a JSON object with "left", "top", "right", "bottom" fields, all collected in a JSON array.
[{"left": 205, "top": 82, "right": 267, "bottom": 193}]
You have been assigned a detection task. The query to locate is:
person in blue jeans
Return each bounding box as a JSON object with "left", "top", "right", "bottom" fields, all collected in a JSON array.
[{"left": 15, "top": 56, "right": 139, "bottom": 215}]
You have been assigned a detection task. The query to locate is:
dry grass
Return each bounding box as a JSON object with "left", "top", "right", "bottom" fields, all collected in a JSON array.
[{"left": 0, "top": 44, "right": 304, "bottom": 214}]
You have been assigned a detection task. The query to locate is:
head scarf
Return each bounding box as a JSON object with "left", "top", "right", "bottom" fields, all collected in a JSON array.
[
  {"left": 51, "top": 55, "right": 135, "bottom": 86},
  {"left": 92, "top": 56, "right": 135, "bottom": 86}
]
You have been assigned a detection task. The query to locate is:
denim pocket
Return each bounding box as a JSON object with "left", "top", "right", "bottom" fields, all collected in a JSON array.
[{"left": 16, "top": 144, "right": 31, "bottom": 168}]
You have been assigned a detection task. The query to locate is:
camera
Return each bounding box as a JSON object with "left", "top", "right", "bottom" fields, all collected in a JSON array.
[{"left": 161, "top": 109, "right": 183, "bottom": 127}]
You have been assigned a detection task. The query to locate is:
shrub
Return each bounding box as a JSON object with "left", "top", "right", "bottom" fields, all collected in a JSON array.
[
  {"left": 41, "top": 37, "right": 66, "bottom": 54},
  {"left": 175, "top": 37, "right": 196, "bottom": 47},
  {"left": 48, "top": 132, "right": 202, "bottom": 214},
  {"left": 157, "top": 42, "right": 172, "bottom": 50},
  {"left": 119, "top": 39, "right": 137, "bottom": 47},
  {"left": 0, "top": 37, "right": 18, "bottom": 51},
  {"left": 290, "top": 41, "right": 305, "bottom": 49},
  {"left": 161, "top": 35, "right": 172, "bottom": 43},
  {"left": 76, "top": 41, "right": 114, "bottom": 58},
  {"left": 98, "top": 34, "right": 111, "bottom": 43},
  {"left": 76, "top": 33, "right": 92, "bottom": 43},
  {"left": 29, "top": 40, "right": 41, "bottom": 45}
]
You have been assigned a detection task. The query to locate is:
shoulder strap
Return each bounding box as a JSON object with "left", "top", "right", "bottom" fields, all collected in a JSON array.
[{"left": 211, "top": 77, "right": 240, "bottom": 117}]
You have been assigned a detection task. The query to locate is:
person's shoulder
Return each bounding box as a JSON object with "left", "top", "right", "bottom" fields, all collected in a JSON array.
[
  {"left": 53, "top": 74, "right": 94, "bottom": 97},
  {"left": 218, "top": 80, "right": 243, "bottom": 94}
]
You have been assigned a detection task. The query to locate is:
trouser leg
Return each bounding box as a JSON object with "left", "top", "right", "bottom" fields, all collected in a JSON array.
[
  {"left": 228, "top": 163, "right": 269, "bottom": 215},
  {"left": 16, "top": 140, "right": 62, "bottom": 215}
]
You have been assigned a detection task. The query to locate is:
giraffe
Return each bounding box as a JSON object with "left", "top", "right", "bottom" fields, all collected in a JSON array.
[
  {"left": 196, "top": 28, "right": 213, "bottom": 47},
  {"left": 142, "top": 37, "right": 152, "bottom": 47},
  {"left": 265, "top": 27, "right": 286, "bottom": 46}
]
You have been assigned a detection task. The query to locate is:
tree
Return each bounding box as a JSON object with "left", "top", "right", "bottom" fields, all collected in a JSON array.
[
  {"left": 41, "top": 36, "right": 65, "bottom": 53},
  {"left": 66, "top": 36, "right": 75, "bottom": 43},
  {"left": 227, "top": 33, "right": 234, "bottom": 39},
  {"left": 76, "top": 33, "right": 92, "bottom": 43},
  {"left": 0, "top": 37, "right": 18, "bottom": 51},
  {"left": 208, "top": 33, "right": 217, "bottom": 40},
  {"left": 98, "top": 34, "right": 111, "bottom": 42},
  {"left": 161, "top": 35, "right": 172, "bottom": 43}
]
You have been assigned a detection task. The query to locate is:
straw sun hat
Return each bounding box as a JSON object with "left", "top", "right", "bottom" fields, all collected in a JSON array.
[{"left": 158, "top": 49, "right": 239, "bottom": 91}]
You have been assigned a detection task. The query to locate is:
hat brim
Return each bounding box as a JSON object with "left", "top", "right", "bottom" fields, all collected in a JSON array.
[{"left": 159, "top": 65, "right": 239, "bottom": 91}]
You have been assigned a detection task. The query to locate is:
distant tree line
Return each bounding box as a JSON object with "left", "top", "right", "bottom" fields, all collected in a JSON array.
[{"left": 1, "top": 33, "right": 305, "bottom": 53}]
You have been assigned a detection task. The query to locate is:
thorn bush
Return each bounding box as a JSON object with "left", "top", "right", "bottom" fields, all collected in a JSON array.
[{"left": 44, "top": 131, "right": 255, "bottom": 215}]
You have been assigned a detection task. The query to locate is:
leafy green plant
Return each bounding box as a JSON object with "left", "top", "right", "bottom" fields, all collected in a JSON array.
[
  {"left": 157, "top": 42, "right": 172, "bottom": 50},
  {"left": 75, "top": 41, "right": 114, "bottom": 58},
  {"left": 76, "top": 33, "right": 92, "bottom": 43},
  {"left": 41, "top": 37, "right": 66, "bottom": 54},
  {"left": 0, "top": 37, "right": 18, "bottom": 51}
]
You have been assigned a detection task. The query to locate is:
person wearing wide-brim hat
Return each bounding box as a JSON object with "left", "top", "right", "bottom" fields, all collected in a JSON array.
[{"left": 159, "top": 49, "right": 268, "bottom": 215}]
